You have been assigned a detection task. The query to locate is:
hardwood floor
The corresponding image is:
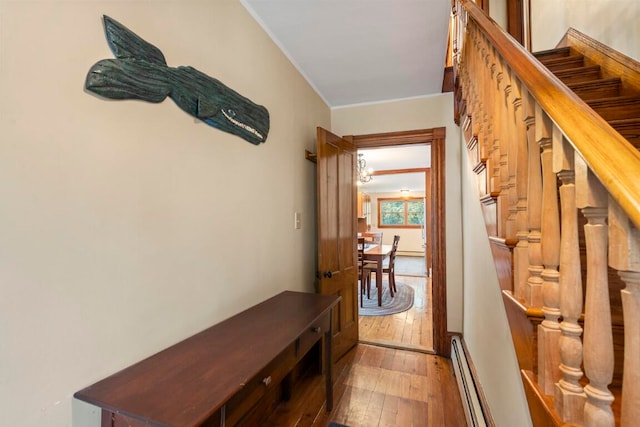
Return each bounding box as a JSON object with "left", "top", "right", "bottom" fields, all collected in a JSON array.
[
  {"left": 265, "top": 271, "right": 465, "bottom": 427},
  {"left": 394, "top": 255, "right": 428, "bottom": 277},
  {"left": 264, "top": 344, "right": 466, "bottom": 427},
  {"left": 359, "top": 275, "right": 433, "bottom": 352}
]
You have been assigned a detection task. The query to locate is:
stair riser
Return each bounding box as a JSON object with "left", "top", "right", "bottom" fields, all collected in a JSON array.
[
  {"left": 543, "top": 58, "right": 585, "bottom": 72},
  {"left": 555, "top": 69, "right": 601, "bottom": 85},
  {"left": 534, "top": 46, "right": 571, "bottom": 62},
  {"left": 571, "top": 83, "right": 621, "bottom": 100},
  {"left": 590, "top": 103, "right": 640, "bottom": 121},
  {"left": 610, "top": 126, "right": 640, "bottom": 147}
]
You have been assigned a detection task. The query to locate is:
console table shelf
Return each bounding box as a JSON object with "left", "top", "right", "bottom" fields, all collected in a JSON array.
[{"left": 74, "top": 291, "right": 340, "bottom": 427}]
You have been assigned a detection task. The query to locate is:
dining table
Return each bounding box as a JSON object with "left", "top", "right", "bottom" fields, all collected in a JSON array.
[{"left": 363, "top": 243, "right": 393, "bottom": 306}]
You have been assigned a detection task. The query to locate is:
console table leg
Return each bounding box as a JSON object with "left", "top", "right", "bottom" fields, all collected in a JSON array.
[
  {"left": 101, "top": 410, "right": 112, "bottom": 427},
  {"left": 325, "top": 308, "right": 334, "bottom": 411}
]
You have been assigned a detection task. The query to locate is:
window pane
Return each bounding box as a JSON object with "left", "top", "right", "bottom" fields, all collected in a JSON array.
[
  {"left": 407, "top": 200, "right": 424, "bottom": 225},
  {"left": 380, "top": 200, "right": 405, "bottom": 225}
]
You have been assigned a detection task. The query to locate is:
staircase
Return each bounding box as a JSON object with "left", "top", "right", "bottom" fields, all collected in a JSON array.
[
  {"left": 535, "top": 44, "right": 640, "bottom": 149},
  {"left": 452, "top": 1, "right": 640, "bottom": 425},
  {"left": 527, "top": 33, "right": 640, "bottom": 426}
]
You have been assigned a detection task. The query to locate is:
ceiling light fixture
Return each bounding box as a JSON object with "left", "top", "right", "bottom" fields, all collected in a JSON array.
[{"left": 357, "top": 153, "right": 373, "bottom": 184}]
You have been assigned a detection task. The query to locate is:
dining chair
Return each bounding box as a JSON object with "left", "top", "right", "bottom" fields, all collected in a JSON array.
[
  {"left": 357, "top": 237, "right": 369, "bottom": 307},
  {"left": 363, "top": 234, "right": 400, "bottom": 297},
  {"left": 363, "top": 231, "right": 383, "bottom": 245}
]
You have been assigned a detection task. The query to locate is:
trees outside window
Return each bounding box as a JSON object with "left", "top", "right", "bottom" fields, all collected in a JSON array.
[{"left": 378, "top": 198, "right": 424, "bottom": 228}]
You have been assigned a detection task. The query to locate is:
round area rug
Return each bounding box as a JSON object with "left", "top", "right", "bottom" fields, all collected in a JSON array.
[{"left": 359, "top": 282, "right": 414, "bottom": 316}]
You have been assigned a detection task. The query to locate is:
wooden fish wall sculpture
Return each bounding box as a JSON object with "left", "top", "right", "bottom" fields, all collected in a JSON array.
[{"left": 86, "top": 16, "right": 270, "bottom": 145}]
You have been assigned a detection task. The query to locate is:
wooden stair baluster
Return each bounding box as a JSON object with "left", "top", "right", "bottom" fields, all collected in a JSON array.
[
  {"left": 474, "top": 29, "right": 490, "bottom": 185},
  {"left": 513, "top": 74, "right": 530, "bottom": 301},
  {"left": 504, "top": 65, "right": 519, "bottom": 242},
  {"left": 538, "top": 115, "right": 562, "bottom": 396},
  {"left": 496, "top": 60, "right": 510, "bottom": 238},
  {"left": 619, "top": 270, "right": 640, "bottom": 427},
  {"left": 553, "top": 135, "right": 586, "bottom": 424},
  {"left": 488, "top": 56, "right": 501, "bottom": 201},
  {"left": 525, "top": 94, "right": 544, "bottom": 308},
  {"left": 609, "top": 200, "right": 640, "bottom": 427},
  {"left": 576, "top": 155, "right": 615, "bottom": 427}
]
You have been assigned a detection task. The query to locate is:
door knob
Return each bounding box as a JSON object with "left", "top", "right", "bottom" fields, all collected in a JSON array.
[{"left": 324, "top": 271, "right": 333, "bottom": 278}]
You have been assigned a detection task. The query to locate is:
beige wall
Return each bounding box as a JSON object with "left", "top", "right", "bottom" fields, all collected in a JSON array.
[
  {"left": 488, "top": 0, "right": 508, "bottom": 30},
  {"left": 531, "top": 0, "right": 640, "bottom": 59},
  {"left": 460, "top": 142, "right": 533, "bottom": 426},
  {"left": 0, "top": 1, "right": 329, "bottom": 425},
  {"left": 332, "top": 94, "right": 463, "bottom": 333}
]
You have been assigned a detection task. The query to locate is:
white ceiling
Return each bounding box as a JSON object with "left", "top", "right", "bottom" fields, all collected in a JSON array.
[
  {"left": 358, "top": 145, "right": 430, "bottom": 193},
  {"left": 241, "top": 0, "right": 451, "bottom": 108},
  {"left": 240, "top": 0, "right": 447, "bottom": 193}
]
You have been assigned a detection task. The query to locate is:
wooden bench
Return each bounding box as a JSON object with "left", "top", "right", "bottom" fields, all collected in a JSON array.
[{"left": 74, "top": 291, "right": 340, "bottom": 426}]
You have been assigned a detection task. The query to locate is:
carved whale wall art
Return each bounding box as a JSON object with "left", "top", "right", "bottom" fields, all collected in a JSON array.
[{"left": 86, "top": 15, "right": 270, "bottom": 145}]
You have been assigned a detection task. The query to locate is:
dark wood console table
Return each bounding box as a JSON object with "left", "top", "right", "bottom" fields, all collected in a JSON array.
[{"left": 74, "top": 291, "right": 340, "bottom": 427}]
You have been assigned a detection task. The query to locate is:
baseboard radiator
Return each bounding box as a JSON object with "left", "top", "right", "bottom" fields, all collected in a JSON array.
[{"left": 451, "top": 336, "right": 490, "bottom": 427}]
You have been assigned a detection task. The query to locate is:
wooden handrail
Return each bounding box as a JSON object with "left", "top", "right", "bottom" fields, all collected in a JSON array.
[{"left": 459, "top": 0, "right": 640, "bottom": 229}]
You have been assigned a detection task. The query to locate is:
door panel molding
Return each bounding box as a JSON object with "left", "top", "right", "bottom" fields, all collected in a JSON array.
[{"left": 317, "top": 127, "right": 359, "bottom": 360}]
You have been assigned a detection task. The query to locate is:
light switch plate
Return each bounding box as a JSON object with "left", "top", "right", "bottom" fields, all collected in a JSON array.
[{"left": 294, "top": 211, "right": 301, "bottom": 229}]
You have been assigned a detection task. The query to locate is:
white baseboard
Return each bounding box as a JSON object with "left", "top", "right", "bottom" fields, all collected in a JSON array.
[
  {"left": 396, "top": 251, "right": 424, "bottom": 257},
  {"left": 451, "top": 336, "right": 492, "bottom": 427}
]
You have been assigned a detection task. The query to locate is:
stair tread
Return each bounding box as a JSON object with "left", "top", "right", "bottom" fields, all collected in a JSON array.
[
  {"left": 609, "top": 117, "right": 640, "bottom": 125},
  {"left": 523, "top": 370, "right": 622, "bottom": 426}
]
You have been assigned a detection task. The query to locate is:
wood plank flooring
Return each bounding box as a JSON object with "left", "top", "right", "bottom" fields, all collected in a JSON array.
[
  {"left": 264, "top": 267, "right": 462, "bottom": 427},
  {"left": 264, "top": 344, "right": 467, "bottom": 427},
  {"left": 359, "top": 275, "right": 433, "bottom": 352}
]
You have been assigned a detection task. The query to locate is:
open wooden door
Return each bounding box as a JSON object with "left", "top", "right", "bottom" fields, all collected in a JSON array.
[{"left": 316, "top": 127, "right": 358, "bottom": 361}]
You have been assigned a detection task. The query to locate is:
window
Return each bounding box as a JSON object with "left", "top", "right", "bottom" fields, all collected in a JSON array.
[{"left": 378, "top": 197, "right": 425, "bottom": 228}]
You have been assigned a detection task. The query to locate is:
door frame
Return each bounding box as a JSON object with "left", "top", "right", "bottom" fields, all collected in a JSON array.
[{"left": 345, "top": 127, "right": 449, "bottom": 357}]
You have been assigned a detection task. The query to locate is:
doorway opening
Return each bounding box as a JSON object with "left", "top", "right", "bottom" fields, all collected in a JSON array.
[
  {"left": 356, "top": 146, "right": 432, "bottom": 352},
  {"left": 347, "top": 127, "right": 448, "bottom": 357}
]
